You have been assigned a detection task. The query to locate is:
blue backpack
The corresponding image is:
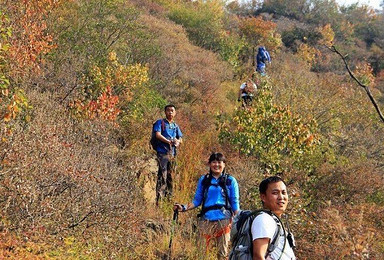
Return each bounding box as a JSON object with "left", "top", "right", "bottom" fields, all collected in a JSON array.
[{"left": 257, "top": 47, "right": 270, "bottom": 64}]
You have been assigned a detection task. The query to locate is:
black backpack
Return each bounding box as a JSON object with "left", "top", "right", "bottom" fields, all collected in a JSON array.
[
  {"left": 197, "top": 173, "right": 232, "bottom": 217},
  {"left": 149, "top": 119, "right": 165, "bottom": 150}
]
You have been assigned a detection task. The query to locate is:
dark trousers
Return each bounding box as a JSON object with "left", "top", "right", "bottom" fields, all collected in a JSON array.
[
  {"left": 241, "top": 95, "right": 253, "bottom": 107},
  {"left": 156, "top": 153, "right": 176, "bottom": 204}
]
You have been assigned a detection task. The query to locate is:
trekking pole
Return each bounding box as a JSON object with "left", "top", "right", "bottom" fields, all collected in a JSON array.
[
  {"left": 168, "top": 209, "right": 179, "bottom": 260},
  {"left": 252, "top": 46, "right": 255, "bottom": 68}
]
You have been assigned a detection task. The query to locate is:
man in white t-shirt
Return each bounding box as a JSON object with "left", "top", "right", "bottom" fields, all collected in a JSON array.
[
  {"left": 238, "top": 79, "right": 257, "bottom": 107},
  {"left": 251, "top": 176, "right": 296, "bottom": 260}
]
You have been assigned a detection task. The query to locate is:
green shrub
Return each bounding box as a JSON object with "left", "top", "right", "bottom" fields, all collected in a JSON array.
[{"left": 218, "top": 81, "right": 322, "bottom": 173}]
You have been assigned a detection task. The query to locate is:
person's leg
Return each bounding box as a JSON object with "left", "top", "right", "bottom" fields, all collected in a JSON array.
[
  {"left": 257, "top": 63, "right": 266, "bottom": 75},
  {"left": 215, "top": 219, "right": 231, "bottom": 260},
  {"left": 156, "top": 153, "right": 168, "bottom": 204},
  {"left": 241, "top": 96, "right": 247, "bottom": 108},
  {"left": 244, "top": 96, "right": 251, "bottom": 107},
  {"left": 197, "top": 220, "right": 209, "bottom": 259},
  {"left": 198, "top": 219, "right": 231, "bottom": 260},
  {"left": 197, "top": 220, "right": 218, "bottom": 260},
  {"left": 166, "top": 158, "right": 175, "bottom": 197}
]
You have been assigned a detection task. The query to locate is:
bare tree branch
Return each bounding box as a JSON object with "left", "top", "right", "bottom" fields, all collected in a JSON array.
[
  {"left": 68, "top": 211, "right": 94, "bottom": 229},
  {"left": 328, "top": 45, "right": 384, "bottom": 123}
]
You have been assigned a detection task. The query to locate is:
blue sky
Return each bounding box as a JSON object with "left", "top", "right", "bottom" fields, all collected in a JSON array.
[{"left": 336, "top": 0, "right": 382, "bottom": 10}]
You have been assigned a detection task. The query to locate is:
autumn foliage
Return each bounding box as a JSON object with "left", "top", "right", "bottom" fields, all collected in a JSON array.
[
  {"left": 238, "top": 16, "right": 282, "bottom": 51},
  {"left": 5, "top": 0, "right": 58, "bottom": 76},
  {"left": 1, "top": 0, "right": 384, "bottom": 259},
  {"left": 70, "top": 51, "right": 149, "bottom": 121}
]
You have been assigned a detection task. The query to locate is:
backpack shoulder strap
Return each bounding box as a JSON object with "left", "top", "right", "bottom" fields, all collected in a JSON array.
[
  {"left": 174, "top": 122, "right": 181, "bottom": 138},
  {"left": 153, "top": 119, "right": 165, "bottom": 131},
  {"left": 201, "top": 173, "right": 211, "bottom": 203},
  {"left": 161, "top": 119, "right": 166, "bottom": 132},
  {"left": 219, "top": 173, "right": 232, "bottom": 211},
  {"left": 263, "top": 211, "right": 285, "bottom": 257},
  {"left": 201, "top": 173, "right": 211, "bottom": 190},
  {"left": 197, "top": 173, "right": 211, "bottom": 217},
  {"left": 199, "top": 173, "right": 233, "bottom": 217}
]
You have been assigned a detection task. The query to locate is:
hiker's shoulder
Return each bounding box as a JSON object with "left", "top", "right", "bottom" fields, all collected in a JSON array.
[
  {"left": 153, "top": 119, "right": 164, "bottom": 129},
  {"left": 225, "top": 173, "right": 237, "bottom": 182},
  {"left": 153, "top": 118, "right": 163, "bottom": 124},
  {"left": 198, "top": 173, "right": 209, "bottom": 181},
  {"left": 253, "top": 211, "right": 276, "bottom": 224}
]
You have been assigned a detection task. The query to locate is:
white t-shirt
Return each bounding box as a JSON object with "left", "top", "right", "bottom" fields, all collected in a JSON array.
[
  {"left": 240, "top": 82, "right": 256, "bottom": 97},
  {"left": 251, "top": 212, "right": 296, "bottom": 260}
]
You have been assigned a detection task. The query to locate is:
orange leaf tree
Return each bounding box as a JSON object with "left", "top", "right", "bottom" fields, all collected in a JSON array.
[
  {"left": 0, "top": 0, "right": 59, "bottom": 125},
  {"left": 70, "top": 51, "right": 149, "bottom": 121},
  {"left": 5, "top": 0, "right": 59, "bottom": 77},
  {"left": 238, "top": 16, "right": 282, "bottom": 51}
]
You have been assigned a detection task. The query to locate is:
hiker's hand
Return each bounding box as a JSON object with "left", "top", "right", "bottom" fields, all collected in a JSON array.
[
  {"left": 173, "top": 139, "right": 180, "bottom": 147},
  {"left": 174, "top": 204, "right": 183, "bottom": 212},
  {"left": 174, "top": 203, "right": 187, "bottom": 212}
]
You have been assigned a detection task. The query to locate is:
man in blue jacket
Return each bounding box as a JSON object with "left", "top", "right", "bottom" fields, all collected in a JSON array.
[
  {"left": 154, "top": 104, "right": 183, "bottom": 205},
  {"left": 256, "top": 46, "right": 271, "bottom": 76}
]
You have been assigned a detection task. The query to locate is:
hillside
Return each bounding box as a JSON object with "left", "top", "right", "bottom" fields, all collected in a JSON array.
[{"left": 1, "top": 0, "right": 384, "bottom": 259}]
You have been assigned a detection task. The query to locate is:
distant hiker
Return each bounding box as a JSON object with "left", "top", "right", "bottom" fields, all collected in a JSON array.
[
  {"left": 256, "top": 46, "right": 271, "bottom": 76},
  {"left": 238, "top": 79, "right": 257, "bottom": 107},
  {"left": 153, "top": 104, "right": 183, "bottom": 205},
  {"left": 251, "top": 176, "right": 296, "bottom": 260},
  {"left": 174, "top": 152, "right": 240, "bottom": 260}
]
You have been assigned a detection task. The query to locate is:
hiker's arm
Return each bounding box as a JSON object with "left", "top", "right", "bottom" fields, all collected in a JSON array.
[
  {"left": 174, "top": 127, "right": 183, "bottom": 147},
  {"left": 238, "top": 88, "right": 242, "bottom": 100},
  {"left": 174, "top": 202, "right": 196, "bottom": 212},
  {"left": 252, "top": 238, "right": 270, "bottom": 260},
  {"left": 174, "top": 176, "right": 204, "bottom": 212},
  {"left": 155, "top": 131, "right": 172, "bottom": 145},
  {"left": 229, "top": 178, "right": 240, "bottom": 215}
]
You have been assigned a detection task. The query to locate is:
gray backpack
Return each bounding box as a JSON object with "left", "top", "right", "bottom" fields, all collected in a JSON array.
[{"left": 229, "top": 210, "right": 282, "bottom": 260}]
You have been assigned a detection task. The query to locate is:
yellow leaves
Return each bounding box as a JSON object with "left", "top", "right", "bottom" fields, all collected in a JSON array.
[
  {"left": 83, "top": 52, "right": 149, "bottom": 100},
  {"left": 64, "top": 236, "right": 76, "bottom": 246},
  {"left": 297, "top": 43, "right": 320, "bottom": 65},
  {"left": 72, "top": 52, "right": 149, "bottom": 122},
  {"left": 318, "top": 24, "right": 334, "bottom": 46},
  {"left": 354, "top": 61, "right": 375, "bottom": 86},
  {"left": 2, "top": 88, "right": 32, "bottom": 123},
  {"left": 108, "top": 51, "right": 117, "bottom": 63}
]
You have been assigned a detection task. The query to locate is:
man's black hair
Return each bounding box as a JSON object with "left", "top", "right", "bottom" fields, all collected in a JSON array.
[
  {"left": 208, "top": 152, "right": 226, "bottom": 163},
  {"left": 164, "top": 104, "right": 176, "bottom": 111},
  {"left": 259, "top": 176, "right": 285, "bottom": 194}
]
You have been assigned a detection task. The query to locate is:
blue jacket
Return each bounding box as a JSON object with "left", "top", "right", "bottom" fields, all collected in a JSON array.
[
  {"left": 153, "top": 119, "right": 182, "bottom": 156},
  {"left": 193, "top": 173, "right": 240, "bottom": 221},
  {"left": 256, "top": 46, "right": 271, "bottom": 68}
]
